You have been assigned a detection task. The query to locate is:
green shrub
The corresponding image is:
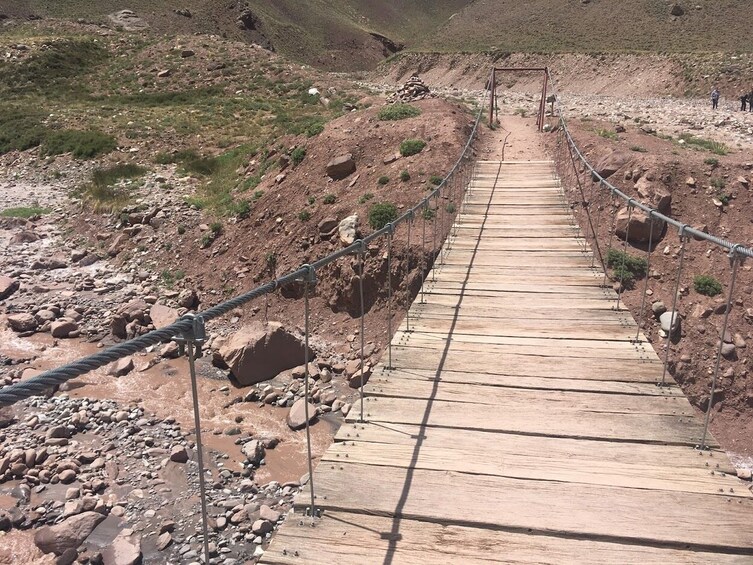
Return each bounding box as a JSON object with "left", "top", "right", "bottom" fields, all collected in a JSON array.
[
  {"left": 368, "top": 202, "right": 398, "bottom": 230},
  {"left": 400, "top": 170, "right": 410, "bottom": 182},
  {"left": 298, "top": 210, "right": 311, "bottom": 221},
  {"left": 429, "top": 175, "right": 443, "bottom": 185},
  {"left": 606, "top": 249, "right": 648, "bottom": 287},
  {"left": 446, "top": 203, "right": 456, "bottom": 214},
  {"left": 0, "top": 206, "right": 50, "bottom": 219},
  {"left": 359, "top": 192, "right": 374, "bottom": 204},
  {"left": 596, "top": 128, "right": 618, "bottom": 140},
  {"left": 422, "top": 207, "right": 436, "bottom": 220},
  {"left": 177, "top": 225, "right": 186, "bottom": 235},
  {"left": 161, "top": 269, "right": 185, "bottom": 288},
  {"left": 378, "top": 104, "right": 421, "bottom": 121},
  {"left": 291, "top": 146, "right": 306, "bottom": 167},
  {"left": 92, "top": 164, "right": 146, "bottom": 187},
  {"left": 307, "top": 196, "right": 316, "bottom": 205},
  {"left": 41, "top": 129, "right": 117, "bottom": 158},
  {"left": 230, "top": 199, "right": 251, "bottom": 219},
  {"left": 694, "top": 275, "right": 723, "bottom": 297},
  {"left": 679, "top": 134, "right": 728, "bottom": 155},
  {"left": 711, "top": 178, "right": 726, "bottom": 190},
  {"left": 378, "top": 175, "right": 390, "bottom": 185},
  {"left": 400, "top": 139, "right": 427, "bottom": 157},
  {"left": 323, "top": 194, "right": 336, "bottom": 204},
  {"left": 305, "top": 122, "right": 325, "bottom": 137},
  {"left": 704, "top": 157, "right": 719, "bottom": 167},
  {"left": 630, "top": 146, "right": 647, "bottom": 153},
  {"left": 200, "top": 232, "right": 215, "bottom": 248}
]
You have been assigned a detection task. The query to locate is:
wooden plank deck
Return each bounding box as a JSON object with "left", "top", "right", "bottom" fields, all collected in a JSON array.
[{"left": 261, "top": 161, "right": 753, "bottom": 564}]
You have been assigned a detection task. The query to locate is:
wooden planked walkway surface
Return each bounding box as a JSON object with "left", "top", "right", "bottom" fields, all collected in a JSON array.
[{"left": 261, "top": 161, "right": 753, "bottom": 564}]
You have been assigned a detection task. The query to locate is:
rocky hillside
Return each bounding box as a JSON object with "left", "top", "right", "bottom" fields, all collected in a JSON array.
[{"left": 4, "top": 1, "right": 753, "bottom": 71}]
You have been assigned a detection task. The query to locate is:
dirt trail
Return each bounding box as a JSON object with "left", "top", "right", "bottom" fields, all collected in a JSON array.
[{"left": 480, "top": 115, "right": 548, "bottom": 162}]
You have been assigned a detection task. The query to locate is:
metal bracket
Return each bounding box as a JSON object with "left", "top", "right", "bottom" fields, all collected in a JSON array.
[
  {"left": 298, "top": 264, "right": 317, "bottom": 284},
  {"left": 172, "top": 314, "right": 206, "bottom": 356},
  {"left": 729, "top": 244, "right": 746, "bottom": 266}
]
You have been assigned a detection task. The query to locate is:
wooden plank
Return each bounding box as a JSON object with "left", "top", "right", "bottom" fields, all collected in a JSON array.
[
  {"left": 368, "top": 368, "right": 686, "bottom": 396},
  {"left": 402, "top": 321, "right": 639, "bottom": 341},
  {"left": 363, "top": 377, "right": 694, "bottom": 415},
  {"left": 346, "top": 396, "right": 708, "bottom": 446},
  {"left": 322, "top": 442, "right": 745, "bottom": 497},
  {"left": 334, "top": 422, "right": 732, "bottom": 473},
  {"left": 262, "top": 511, "right": 753, "bottom": 565},
  {"left": 392, "top": 332, "right": 650, "bottom": 352},
  {"left": 296, "top": 463, "right": 753, "bottom": 552}
]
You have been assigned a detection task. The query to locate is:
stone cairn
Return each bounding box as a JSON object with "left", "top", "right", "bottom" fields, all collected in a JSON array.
[{"left": 387, "top": 74, "right": 434, "bottom": 103}]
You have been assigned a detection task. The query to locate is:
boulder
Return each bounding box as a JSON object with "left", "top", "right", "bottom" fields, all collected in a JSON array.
[
  {"left": 241, "top": 439, "right": 265, "bottom": 466},
  {"left": 0, "top": 276, "right": 19, "bottom": 300},
  {"left": 149, "top": 304, "right": 179, "bottom": 329},
  {"left": 7, "top": 313, "right": 38, "bottom": 333},
  {"left": 107, "top": 357, "right": 134, "bottom": 377},
  {"left": 34, "top": 511, "right": 106, "bottom": 555},
  {"left": 660, "top": 311, "right": 680, "bottom": 333},
  {"left": 286, "top": 398, "right": 317, "bottom": 430},
  {"left": 593, "top": 150, "right": 631, "bottom": 180},
  {"left": 177, "top": 289, "right": 198, "bottom": 309},
  {"left": 252, "top": 519, "right": 273, "bottom": 536},
  {"left": 219, "top": 322, "right": 309, "bottom": 386},
  {"left": 614, "top": 207, "right": 665, "bottom": 243},
  {"left": 50, "top": 319, "right": 78, "bottom": 338},
  {"left": 169, "top": 445, "right": 189, "bottom": 463},
  {"left": 326, "top": 154, "right": 356, "bottom": 180},
  {"left": 670, "top": 3, "right": 684, "bottom": 16},
  {"left": 102, "top": 532, "right": 142, "bottom": 565},
  {"left": 107, "top": 233, "right": 128, "bottom": 257},
  {"left": 338, "top": 215, "right": 359, "bottom": 245},
  {"left": 635, "top": 176, "right": 671, "bottom": 215},
  {"left": 318, "top": 217, "right": 339, "bottom": 240}
]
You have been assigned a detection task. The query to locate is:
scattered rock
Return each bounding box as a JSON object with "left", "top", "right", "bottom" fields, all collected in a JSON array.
[
  {"left": 7, "top": 313, "right": 38, "bottom": 333},
  {"left": 286, "top": 398, "right": 317, "bottom": 430},
  {"left": 102, "top": 532, "right": 142, "bottom": 565},
  {"left": 50, "top": 319, "right": 78, "bottom": 338},
  {"left": 326, "top": 154, "right": 356, "bottom": 180},
  {"left": 659, "top": 311, "right": 680, "bottom": 333},
  {"left": 338, "top": 215, "right": 359, "bottom": 245},
  {"left": 107, "top": 357, "right": 134, "bottom": 377},
  {"left": 0, "top": 276, "right": 19, "bottom": 300},
  {"left": 34, "top": 511, "right": 106, "bottom": 556},
  {"left": 219, "top": 322, "right": 309, "bottom": 386},
  {"left": 169, "top": 445, "right": 189, "bottom": 463}
]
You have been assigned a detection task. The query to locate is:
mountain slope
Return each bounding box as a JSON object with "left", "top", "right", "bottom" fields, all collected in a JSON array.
[{"left": 422, "top": 0, "right": 753, "bottom": 53}]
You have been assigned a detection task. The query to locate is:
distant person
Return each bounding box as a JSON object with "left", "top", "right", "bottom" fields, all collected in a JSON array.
[
  {"left": 741, "top": 92, "right": 748, "bottom": 112},
  {"left": 711, "top": 87, "right": 720, "bottom": 110},
  {"left": 750, "top": 90, "right": 753, "bottom": 112}
]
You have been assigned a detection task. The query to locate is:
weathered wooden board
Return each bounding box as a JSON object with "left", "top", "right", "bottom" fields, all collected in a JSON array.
[
  {"left": 262, "top": 512, "right": 753, "bottom": 565},
  {"left": 295, "top": 463, "right": 753, "bottom": 552}
]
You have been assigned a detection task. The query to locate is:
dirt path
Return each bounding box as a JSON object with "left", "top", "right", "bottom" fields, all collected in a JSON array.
[{"left": 480, "top": 115, "right": 548, "bottom": 162}]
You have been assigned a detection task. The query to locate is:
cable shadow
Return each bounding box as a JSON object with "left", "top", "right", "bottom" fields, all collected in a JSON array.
[{"left": 381, "top": 162, "right": 503, "bottom": 565}]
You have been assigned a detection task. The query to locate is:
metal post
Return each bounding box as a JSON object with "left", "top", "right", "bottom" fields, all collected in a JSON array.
[
  {"left": 700, "top": 250, "right": 741, "bottom": 449},
  {"left": 616, "top": 203, "right": 633, "bottom": 310},
  {"left": 301, "top": 266, "right": 317, "bottom": 522},
  {"left": 386, "top": 227, "right": 394, "bottom": 371},
  {"left": 405, "top": 214, "right": 412, "bottom": 332},
  {"left": 358, "top": 243, "right": 366, "bottom": 422},
  {"left": 174, "top": 316, "right": 211, "bottom": 565},
  {"left": 420, "top": 208, "right": 426, "bottom": 304},
  {"left": 660, "top": 230, "right": 687, "bottom": 387},
  {"left": 635, "top": 213, "right": 656, "bottom": 342},
  {"left": 601, "top": 192, "right": 618, "bottom": 287},
  {"left": 431, "top": 196, "right": 437, "bottom": 281},
  {"left": 591, "top": 180, "right": 606, "bottom": 270}
]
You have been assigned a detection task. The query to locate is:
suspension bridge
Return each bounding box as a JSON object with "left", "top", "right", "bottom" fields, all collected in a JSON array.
[
  {"left": 3, "top": 69, "right": 753, "bottom": 564},
  {"left": 260, "top": 159, "right": 753, "bottom": 564}
]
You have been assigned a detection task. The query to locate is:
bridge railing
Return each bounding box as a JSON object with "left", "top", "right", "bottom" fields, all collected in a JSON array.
[
  {"left": 0, "top": 74, "right": 492, "bottom": 556},
  {"left": 545, "top": 69, "right": 752, "bottom": 451}
]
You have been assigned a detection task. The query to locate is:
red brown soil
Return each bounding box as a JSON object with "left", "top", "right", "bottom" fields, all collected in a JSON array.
[{"left": 544, "top": 117, "right": 753, "bottom": 456}]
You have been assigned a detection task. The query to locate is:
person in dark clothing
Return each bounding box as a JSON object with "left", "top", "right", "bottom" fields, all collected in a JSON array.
[
  {"left": 711, "top": 87, "right": 720, "bottom": 110},
  {"left": 742, "top": 92, "right": 748, "bottom": 112},
  {"left": 750, "top": 90, "right": 753, "bottom": 111}
]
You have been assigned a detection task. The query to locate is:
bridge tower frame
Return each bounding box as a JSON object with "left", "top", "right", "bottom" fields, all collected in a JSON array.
[{"left": 488, "top": 66, "right": 549, "bottom": 132}]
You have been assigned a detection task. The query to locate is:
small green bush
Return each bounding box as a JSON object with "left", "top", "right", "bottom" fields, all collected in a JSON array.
[
  {"left": 41, "top": 129, "right": 117, "bottom": 158},
  {"left": 92, "top": 164, "right": 146, "bottom": 187},
  {"left": 704, "top": 157, "right": 719, "bottom": 167},
  {"left": 429, "top": 175, "right": 443, "bottom": 186},
  {"left": 305, "top": 122, "right": 325, "bottom": 137},
  {"left": 177, "top": 225, "right": 186, "bottom": 235},
  {"left": 253, "top": 190, "right": 264, "bottom": 200},
  {"left": 378, "top": 175, "right": 390, "bottom": 185},
  {"left": 606, "top": 249, "right": 648, "bottom": 287},
  {"left": 291, "top": 147, "right": 306, "bottom": 167},
  {"left": 378, "top": 103, "right": 421, "bottom": 121},
  {"left": 422, "top": 207, "right": 436, "bottom": 220},
  {"left": 0, "top": 206, "right": 50, "bottom": 219},
  {"left": 210, "top": 222, "right": 223, "bottom": 235},
  {"left": 161, "top": 269, "right": 185, "bottom": 288},
  {"left": 630, "top": 146, "right": 647, "bottom": 153},
  {"left": 307, "top": 196, "right": 316, "bottom": 205},
  {"left": 694, "top": 275, "right": 723, "bottom": 297},
  {"left": 711, "top": 178, "right": 726, "bottom": 190},
  {"left": 200, "top": 232, "right": 215, "bottom": 248},
  {"left": 359, "top": 192, "right": 374, "bottom": 204},
  {"left": 231, "top": 199, "right": 251, "bottom": 219},
  {"left": 596, "top": 128, "right": 618, "bottom": 140},
  {"left": 679, "top": 134, "right": 728, "bottom": 155},
  {"left": 368, "top": 202, "right": 398, "bottom": 230},
  {"left": 298, "top": 210, "right": 311, "bottom": 221},
  {"left": 400, "top": 139, "right": 426, "bottom": 157},
  {"left": 400, "top": 170, "right": 411, "bottom": 182},
  {"left": 446, "top": 203, "right": 456, "bottom": 214},
  {"left": 323, "top": 194, "right": 336, "bottom": 204}
]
